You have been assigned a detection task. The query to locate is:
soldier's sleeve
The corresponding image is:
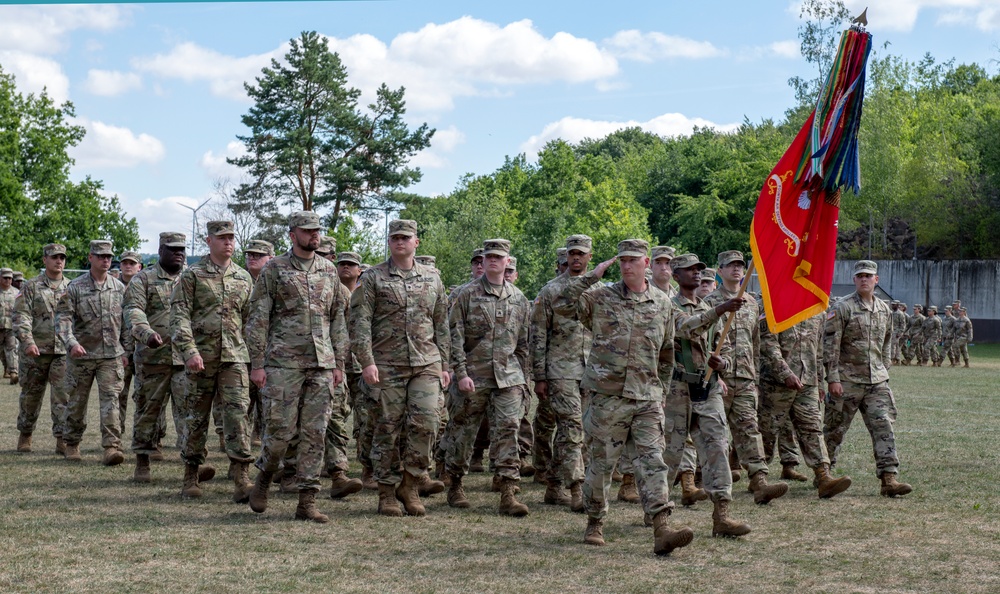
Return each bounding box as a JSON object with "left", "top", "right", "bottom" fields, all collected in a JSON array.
[
  {"left": 125, "top": 275, "right": 154, "bottom": 344},
  {"left": 449, "top": 292, "right": 470, "bottom": 383},
  {"left": 881, "top": 308, "right": 893, "bottom": 371},
  {"left": 119, "top": 285, "right": 132, "bottom": 354},
  {"left": 170, "top": 270, "right": 199, "bottom": 363},
  {"left": 55, "top": 285, "right": 78, "bottom": 352},
  {"left": 969, "top": 319, "right": 974, "bottom": 341},
  {"left": 814, "top": 316, "right": 825, "bottom": 382},
  {"left": 330, "top": 282, "right": 348, "bottom": 373},
  {"left": 350, "top": 272, "right": 377, "bottom": 369},
  {"left": 529, "top": 288, "right": 552, "bottom": 381},
  {"left": 759, "top": 319, "right": 792, "bottom": 382},
  {"left": 678, "top": 302, "right": 722, "bottom": 339},
  {"left": 433, "top": 277, "right": 451, "bottom": 372},
  {"left": 657, "top": 303, "right": 675, "bottom": 384},
  {"left": 245, "top": 268, "right": 274, "bottom": 370},
  {"left": 514, "top": 298, "right": 530, "bottom": 386},
  {"left": 551, "top": 271, "right": 598, "bottom": 329},
  {"left": 824, "top": 304, "right": 846, "bottom": 384},
  {"left": 13, "top": 283, "right": 34, "bottom": 348}
]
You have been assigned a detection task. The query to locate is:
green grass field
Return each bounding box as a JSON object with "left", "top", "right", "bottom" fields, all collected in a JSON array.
[{"left": 1, "top": 345, "right": 998, "bottom": 594}]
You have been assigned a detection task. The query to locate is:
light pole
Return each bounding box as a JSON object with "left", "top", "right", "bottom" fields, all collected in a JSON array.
[{"left": 177, "top": 198, "right": 213, "bottom": 256}]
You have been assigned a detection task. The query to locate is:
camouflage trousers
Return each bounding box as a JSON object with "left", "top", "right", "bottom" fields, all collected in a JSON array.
[
  {"left": 16, "top": 353, "right": 67, "bottom": 438},
  {"left": 351, "top": 373, "right": 377, "bottom": 471},
  {"left": 720, "top": 378, "right": 769, "bottom": 477},
  {"left": 118, "top": 357, "right": 133, "bottom": 436},
  {"left": 909, "top": 338, "right": 925, "bottom": 364},
  {"left": 772, "top": 416, "right": 802, "bottom": 465},
  {"left": 581, "top": 390, "right": 632, "bottom": 476},
  {"left": 824, "top": 380, "right": 900, "bottom": 477},
  {"left": 324, "top": 381, "right": 352, "bottom": 473},
  {"left": 759, "top": 383, "right": 830, "bottom": 469},
  {"left": 445, "top": 383, "right": 523, "bottom": 480},
  {"left": 954, "top": 338, "right": 970, "bottom": 364},
  {"left": 131, "top": 361, "right": 184, "bottom": 455},
  {"left": 248, "top": 375, "right": 262, "bottom": 441},
  {"left": 542, "top": 379, "right": 585, "bottom": 486},
  {"left": 180, "top": 360, "right": 251, "bottom": 466},
  {"left": 942, "top": 338, "right": 955, "bottom": 363},
  {"left": 0, "top": 328, "right": 18, "bottom": 375},
  {"left": 532, "top": 392, "right": 556, "bottom": 478},
  {"left": 583, "top": 392, "right": 672, "bottom": 520},
  {"left": 371, "top": 363, "right": 443, "bottom": 485},
  {"left": 676, "top": 437, "right": 698, "bottom": 474},
  {"left": 63, "top": 357, "right": 125, "bottom": 448},
  {"left": 920, "top": 338, "right": 942, "bottom": 365},
  {"left": 662, "top": 381, "right": 733, "bottom": 501},
  {"left": 890, "top": 333, "right": 904, "bottom": 363},
  {"left": 487, "top": 389, "right": 532, "bottom": 470}
]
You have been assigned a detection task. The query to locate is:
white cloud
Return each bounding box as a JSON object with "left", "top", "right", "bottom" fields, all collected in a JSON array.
[
  {"left": 767, "top": 40, "right": 801, "bottom": 59},
  {"left": 602, "top": 30, "right": 727, "bottom": 62},
  {"left": 790, "top": 1, "right": 1000, "bottom": 33},
  {"left": 0, "top": 50, "right": 70, "bottom": 103},
  {"left": 0, "top": 5, "right": 128, "bottom": 54},
  {"left": 132, "top": 195, "right": 211, "bottom": 249},
  {"left": 520, "top": 113, "right": 740, "bottom": 158},
  {"left": 83, "top": 69, "right": 142, "bottom": 97},
  {"left": 411, "top": 125, "right": 466, "bottom": 169},
  {"left": 199, "top": 141, "right": 246, "bottom": 180},
  {"left": 132, "top": 42, "right": 283, "bottom": 101},
  {"left": 70, "top": 118, "right": 166, "bottom": 168}
]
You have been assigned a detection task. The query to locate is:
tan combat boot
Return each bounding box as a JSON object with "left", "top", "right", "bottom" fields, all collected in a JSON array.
[
  {"left": 616, "top": 473, "right": 640, "bottom": 504},
  {"left": 679, "top": 471, "right": 709, "bottom": 506},
  {"left": 416, "top": 473, "right": 445, "bottom": 497},
  {"left": 492, "top": 475, "right": 520, "bottom": 494},
  {"left": 378, "top": 483, "right": 403, "bottom": 517},
  {"left": 197, "top": 465, "right": 216, "bottom": 483},
  {"left": 749, "top": 471, "right": 788, "bottom": 505},
  {"left": 330, "top": 471, "right": 363, "bottom": 499},
  {"left": 249, "top": 470, "right": 273, "bottom": 513},
  {"left": 781, "top": 463, "right": 809, "bottom": 482},
  {"left": 543, "top": 480, "right": 571, "bottom": 506},
  {"left": 569, "top": 481, "right": 585, "bottom": 513},
  {"left": 880, "top": 472, "right": 912, "bottom": 498},
  {"left": 134, "top": 454, "right": 152, "bottom": 483},
  {"left": 232, "top": 461, "right": 253, "bottom": 504},
  {"left": 469, "top": 450, "right": 485, "bottom": 473},
  {"left": 64, "top": 442, "right": 82, "bottom": 461},
  {"left": 447, "top": 474, "right": 470, "bottom": 508},
  {"left": 16, "top": 432, "right": 31, "bottom": 453},
  {"left": 279, "top": 473, "right": 298, "bottom": 493},
  {"left": 652, "top": 509, "right": 694, "bottom": 556},
  {"left": 395, "top": 471, "right": 427, "bottom": 516},
  {"left": 181, "top": 463, "right": 203, "bottom": 499},
  {"left": 711, "top": 498, "right": 751, "bottom": 537},
  {"left": 361, "top": 466, "right": 377, "bottom": 490},
  {"left": 102, "top": 447, "right": 125, "bottom": 466},
  {"left": 498, "top": 477, "right": 529, "bottom": 517},
  {"left": 295, "top": 491, "right": 330, "bottom": 523},
  {"left": 9, "top": 372, "right": 18, "bottom": 385},
  {"left": 583, "top": 517, "right": 605, "bottom": 546},
  {"left": 150, "top": 444, "right": 165, "bottom": 462},
  {"left": 813, "top": 463, "right": 851, "bottom": 499},
  {"left": 55, "top": 437, "right": 66, "bottom": 456},
  {"left": 519, "top": 459, "right": 536, "bottom": 477}
]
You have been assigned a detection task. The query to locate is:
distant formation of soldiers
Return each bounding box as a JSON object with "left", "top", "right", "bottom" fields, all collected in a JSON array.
[{"left": 8, "top": 215, "right": 979, "bottom": 557}]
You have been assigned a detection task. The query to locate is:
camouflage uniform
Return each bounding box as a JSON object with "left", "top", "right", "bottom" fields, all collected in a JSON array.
[
  {"left": 0, "top": 273, "right": 20, "bottom": 377},
  {"left": 954, "top": 311, "right": 972, "bottom": 366},
  {"left": 551, "top": 240, "right": 676, "bottom": 522},
  {"left": 941, "top": 308, "right": 956, "bottom": 365},
  {"left": 117, "top": 251, "right": 142, "bottom": 437},
  {"left": 890, "top": 303, "right": 907, "bottom": 365},
  {"left": 920, "top": 308, "right": 943, "bottom": 366},
  {"left": 56, "top": 247, "right": 128, "bottom": 451},
  {"left": 905, "top": 308, "right": 925, "bottom": 364},
  {"left": 14, "top": 248, "right": 70, "bottom": 441},
  {"left": 170, "top": 245, "right": 254, "bottom": 467}
]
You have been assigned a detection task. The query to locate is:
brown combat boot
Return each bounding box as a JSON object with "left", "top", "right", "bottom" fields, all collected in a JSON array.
[
  {"left": 679, "top": 471, "right": 709, "bottom": 506},
  {"left": 55, "top": 437, "right": 66, "bottom": 456},
  {"left": 181, "top": 463, "right": 203, "bottom": 499},
  {"left": 197, "top": 465, "right": 216, "bottom": 483},
  {"left": 569, "top": 481, "right": 585, "bottom": 513},
  {"left": 64, "top": 442, "right": 82, "bottom": 461},
  {"left": 378, "top": 483, "right": 403, "bottom": 517},
  {"left": 395, "top": 471, "right": 427, "bottom": 516},
  {"left": 652, "top": 509, "right": 694, "bottom": 556},
  {"left": 102, "top": 447, "right": 125, "bottom": 466},
  {"left": 498, "top": 477, "right": 529, "bottom": 517},
  {"left": 295, "top": 491, "right": 330, "bottom": 523},
  {"left": 249, "top": 470, "right": 273, "bottom": 512},
  {"left": 533, "top": 470, "right": 548, "bottom": 485},
  {"left": 279, "top": 473, "right": 298, "bottom": 493},
  {"left": 617, "top": 473, "right": 640, "bottom": 503},
  {"left": 16, "top": 432, "right": 32, "bottom": 453},
  {"left": 813, "top": 463, "right": 851, "bottom": 499},
  {"left": 749, "top": 471, "right": 788, "bottom": 505},
  {"left": 964, "top": 361, "right": 970, "bottom": 368},
  {"left": 543, "top": 481, "right": 571, "bottom": 506},
  {"left": 447, "top": 474, "right": 470, "bottom": 508},
  {"left": 781, "top": 463, "right": 809, "bottom": 481},
  {"left": 361, "top": 466, "right": 377, "bottom": 490},
  {"left": 492, "top": 475, "right": 520, "bottom": 493},
  {"left": 9, "top": 372, "right": 18, "bottom": 385},
  {"left": 880, "top": 472, "right": 912, "bottom": 498},
  {"left": 134, "top": 454, "right": 151, "bottom": 483},
  {"left": 232, "top": 461, "right": 253, "bottom": 504},
  {"left": 150, "top": 444, "right": 164, "bottom": 462},
  {"left": 712, "top": 498, "right": 751, "bottom": 537},
  {"left": 583, "top": 517, "right": 605, "bottom": 546},
  {"left": 329, "top": 471, "right": 363, "bottom": 499},
  {"left": 519, "top": 459, "right": 536, "bottom": 477},
  {"left": 416, "top": 473, "right": 445, "bottom": 497},
  {"left": 469, "top": 450, "right": 485, "bottom": 473}
]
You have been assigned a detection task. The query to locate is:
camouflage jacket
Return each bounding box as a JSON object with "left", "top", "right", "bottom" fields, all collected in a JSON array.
[
  {"left": 0, "top": 286, "right": 16, "bottom": 330},
  {"left": 530, "top": 272, "right": 593, "bottom": 381},
  {"left": 170, "top": 256, "right": 252, "bottom": 364},
  {"left": 907, "top": 313, "right": 925, "bottom": 338},
  {"left": 56, "top": 272, "right": 127, "bottom": 359},
  {"left": 891, "top": 310, "right": 908, "bottom": 337},
  {"left": 246, "top": 252, "right": 347, "bottom": 370},
  {"left": 825, "top": 291, "right": 892, "bottom": 385},
  {"left": 450, "top": 276, "right": 529, "bottom": 389},
  {"left": 760, "top": 313, "right": 825, "bottom": 387},
  {"left": 13, "top": 273, "right": 70, "bottom": 354},
  {"left": 351, "top": 260, "right": 450, "bottom": 371},
  {"left": 673, "top": 292, "right": 732, "bottom": 377},
  {"left": 922, "top": 315, "right": 942, "bottom": 342},
  {"left": 703, "top": 286, "right": 764, "bottom": 382},
  {"left": 941, "top": 315, "right": 956, "bottom": 340},
  {"left": 339, "top": 282, "right": 363, "bottom": 374},
  {"left": 652, "top": 280, "right": 677, "bottom": 299},
  {"left": 124, "top": 262, "right": 184, "bottom": 366},
  {"left": 955, "top": 317, "right": 973, "bottom": 341},
  {"left": 552, "top": 271, "right": 674, "bottom": 401}
]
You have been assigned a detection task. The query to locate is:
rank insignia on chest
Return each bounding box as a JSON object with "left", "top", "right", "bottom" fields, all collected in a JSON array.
[{"left": 496, "top": 308, "right": 505, "bottom": 318}]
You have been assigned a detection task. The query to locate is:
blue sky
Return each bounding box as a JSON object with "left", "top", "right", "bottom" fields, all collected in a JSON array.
[{"left": 2, "top": 0, "right": 999, "bottom": 251}]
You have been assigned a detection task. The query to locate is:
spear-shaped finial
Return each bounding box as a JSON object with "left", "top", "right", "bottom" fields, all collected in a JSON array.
[{"left": 852, "top": 8, "right": 868, "bottom": 26}]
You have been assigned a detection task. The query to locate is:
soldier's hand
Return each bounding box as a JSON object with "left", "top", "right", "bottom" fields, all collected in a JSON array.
[
  {"left": 593, "top": 256, "right": 618, "bottom": 278},
  {"left": 185, "top": 353, "right": 204, "bottom": 373},
  {"left": 332, "top": 369, "right": 344, "bottom": 387},
  {"left": 146, "top": 332, "right": 163, "bottom": 348},
  {"left": 828, "top": 381, "right": 843, "bottom": 397},
  {"left": 25, "top": 345, "right": 40, "bottom": 357},
  {"left": 70, "top": 345, "right": 87, "bottom": 359},
  {"left": 534, "top": 380, "right": 548, "bottom": 399},
  {"left": 440, "top": 370, "right": 451, "bottom": 389},
  {"left": 458, "top": 377, "right": 475, "bottom": 393},
  {"left": 719, "top": 379, "right": 728, "bottom": 397},
  {"left": 251, "top": 368, "right": 266, "bottom": 389},
  {"left": 784, "top": 373, "right": 804, "bottom": 390},
  {"left": 122, "top": 356, "right": 129, "bottom": 368},
  {"left": 362, "top": 364, "right": 379, "bottom": 386},
  {"left": 818, "top": 388, "right": 826, "bottom": 402},
  {"left": 707, "top": 354, "right": 725, "bottom": 371},
  {"left": 715, "top": 297, "right": 746, "bottom": 316}
]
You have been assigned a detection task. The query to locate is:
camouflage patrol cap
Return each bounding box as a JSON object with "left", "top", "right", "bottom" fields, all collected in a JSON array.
[
  {"left": 960, "top": 307, "right": 967, "bottom": 312},
  {"left": 243, "top": 239, "right": 274, "bottom": 256},
  {"left": 914, "top": 304, "right": 923, "bottom": 310},
  {"left": 12, "top": 271, "right": 23, "bottom": 281},
  {"left": 415, "top": 255, "right": 437, "bottom": 266},
  {"left": 206, "top": 220, "right": 235, "bottom": 237},
  {"left": 651, "top": 246, "right": 676, "bottom": 261},
  {"left": 899, "top": 302, "right": 907, "bottom": 308},
  {"left": 337, "top": 251, "right": 362, "bottom": 266},
  {"left": 89, "top": 240, "right": 114, "bottom": 255},
  {"left": 470, "top": 247, "right": 485, "bottom": 263},
  {"left": 671, "top": 253, "right": 706, "bottom": 271},
  {"left": 853, "top": 260, "right": 878, "bottom": 276},
  {"left": 159, "top": 232, "right": 187, "bottom": 248},
  {"left": 483, "top": 238, "right": 511, "bottom": 257},
  {"left": 944, "top": 305, "right": 952, "bottom": 310},
  {"left": 43, "top": 243, "right": 67, "bottom": 257},
  {"left": 317, "top": 236, "right": 337, "bottom": 255},
  {"left": 617, "top": 239, "right": 649, "bottom": 258},
  {"left": 119, "top": 251, "right": 141, "bottom": 263},
  {"left": 717, "top": 250, "right": 746, "bottom": 268},
  {"left": 289, "top": 210, "right": 323, "bottom": 230},
  {"left": 565, "top": 234, "right": 592, "bottom": 254},
  {"left": 700, "top": 267, "right": 717, "bottom": 281},
  {"left": 388, "top": 219, "right": 417, "bottom": 237},
  {"left": 0, "top": 268, "right": 12, "bottom": 278},
  {"left": 360, "top": 263, "right": 371, "bottom": 273},
  {"left": 505, "top": 256, "right": 517, "bottom": 271},
  {"left": 928, "top": 305, "right": 938, "bottom": 313},
  {"left": 556, "top": 247, "right": 568, "bottom": 265},
  {"left": 890, "top": 300, "right": 900, "bottom": 305}
]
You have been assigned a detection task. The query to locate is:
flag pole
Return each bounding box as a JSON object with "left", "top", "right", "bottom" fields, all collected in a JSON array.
[{"left": 704, "top": 258, "right": 756, "bottom": 386}]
